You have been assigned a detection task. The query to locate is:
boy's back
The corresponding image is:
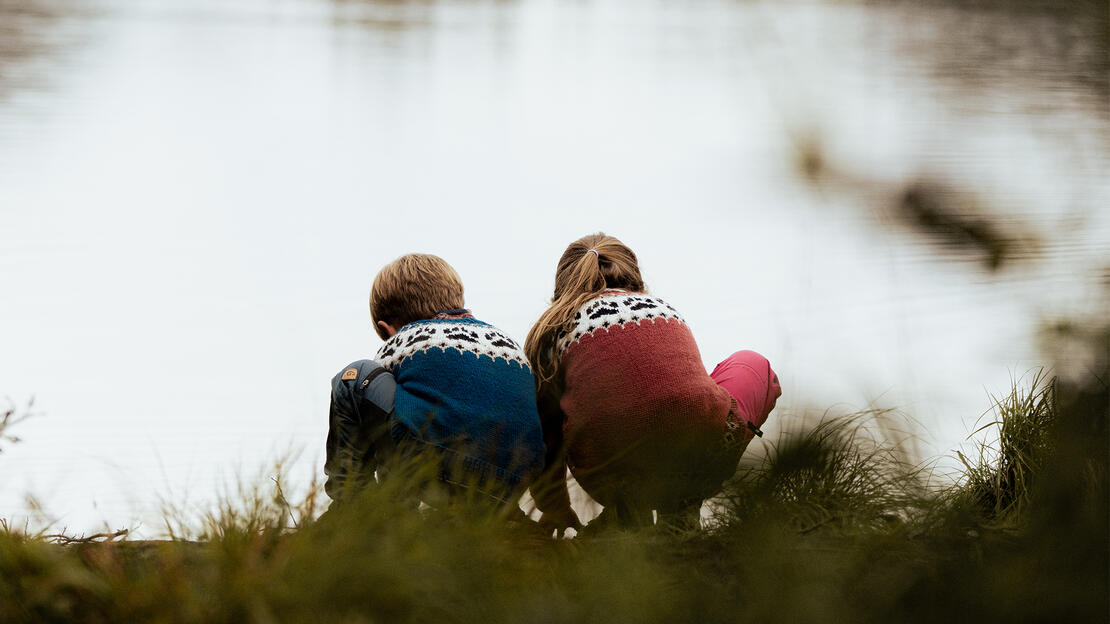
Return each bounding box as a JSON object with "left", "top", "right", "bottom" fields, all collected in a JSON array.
[
  {"left": 375, "top": 310, "right": 544, "bottom": 499},
  {"left": 324, "top": 254, "right": 544, "bottom": 508}
]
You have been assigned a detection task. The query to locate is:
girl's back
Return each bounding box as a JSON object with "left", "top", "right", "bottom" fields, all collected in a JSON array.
[
  {"left": 526, "top": 233, "right": 779, "bottom": 527},
  {"left": 557, "top": 290, "right": 734, "bottom": 501}
]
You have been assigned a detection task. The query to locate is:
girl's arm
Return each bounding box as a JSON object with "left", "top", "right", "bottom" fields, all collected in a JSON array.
[{"left": 530, "top": 386, "right": 581, "bottom": 532}]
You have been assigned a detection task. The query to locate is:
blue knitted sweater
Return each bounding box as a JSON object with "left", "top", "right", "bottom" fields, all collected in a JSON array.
[{"left": 374, "top": 313, "right": 545, "bottom": 498}]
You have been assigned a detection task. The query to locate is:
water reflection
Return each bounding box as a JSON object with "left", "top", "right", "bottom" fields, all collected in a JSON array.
[
  {"left": 0, "top": 0, "right": 1105, "bottom": 534},
  {"left": 0, "top": 2, "right": 92, "bottom": 102}
]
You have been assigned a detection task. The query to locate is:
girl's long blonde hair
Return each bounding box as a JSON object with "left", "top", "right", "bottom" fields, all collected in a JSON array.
[{"left": 524, "top": 233, "right": 646, "bottom": 389}]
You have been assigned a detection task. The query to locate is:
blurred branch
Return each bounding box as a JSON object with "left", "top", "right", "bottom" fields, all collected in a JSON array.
[
  {"left": 897, "top": 181, "right": 1016, "bottom": 271},
  {"left": 0, "top": 397, "right": 35, "bottom": 452},
  {"left": 44, "top": 528, "right": 129, "bottom": 545}
]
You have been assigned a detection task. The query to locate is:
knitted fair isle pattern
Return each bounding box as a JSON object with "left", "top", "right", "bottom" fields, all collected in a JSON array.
[
  {"left": 557, "top": 291, "right": 684, "bottom": 356},
  {"left": 376, "top": 320, "right": 530, "bottom": 371},
  {"left": 374, "top": 317, "right": 543, "bottom": 499}
]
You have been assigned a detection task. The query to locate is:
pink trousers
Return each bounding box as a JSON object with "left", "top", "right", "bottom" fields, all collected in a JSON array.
[{"left": 709, "top": 350, "right": 782, "bottom": 429}]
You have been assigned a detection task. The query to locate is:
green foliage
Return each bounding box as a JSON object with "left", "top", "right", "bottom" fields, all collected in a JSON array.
[
  {"left": 954, "top": 370, "right": 1056, "bottom": 521},
  {"left": 718, "top": 410, "right": 930, "bottom": 534},
  {"left": 0, "top": 369, "right": 1105, "bottom": 623}
]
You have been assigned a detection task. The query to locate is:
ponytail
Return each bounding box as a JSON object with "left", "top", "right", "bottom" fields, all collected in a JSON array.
[{"left": 524, "top": 233, "right": 645, "bottom": 389}]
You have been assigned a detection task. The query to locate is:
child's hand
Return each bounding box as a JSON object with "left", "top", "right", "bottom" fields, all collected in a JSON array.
[{"left": 539, "top": 507, "right": 582, "bottom": 538}]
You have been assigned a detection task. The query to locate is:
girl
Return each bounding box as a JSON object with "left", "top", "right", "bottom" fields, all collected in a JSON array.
[{"left": 525, "top": 233, "right": 782, "bottom": 530}]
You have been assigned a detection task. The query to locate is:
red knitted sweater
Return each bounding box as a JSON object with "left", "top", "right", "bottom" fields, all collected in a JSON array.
[{"left": 536, "top": 290, "right": 740, "bottom": 514}]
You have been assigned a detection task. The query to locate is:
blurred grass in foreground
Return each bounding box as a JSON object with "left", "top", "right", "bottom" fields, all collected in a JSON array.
[{"left": 1, "top": 360, "right": 1106, "bottom": 623}]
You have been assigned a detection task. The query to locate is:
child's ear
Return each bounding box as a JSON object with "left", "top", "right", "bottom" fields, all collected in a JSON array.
[{"left": 377, "top": 320, "right": 399, "bottom": 338}]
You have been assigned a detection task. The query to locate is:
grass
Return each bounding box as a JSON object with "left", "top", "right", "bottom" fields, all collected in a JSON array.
[
  {"left": 1, "top": 367, "right": 1106, "bottom": 623},
  {"left": 954, "top": 370, "right": 1056, "bottom": 521}
]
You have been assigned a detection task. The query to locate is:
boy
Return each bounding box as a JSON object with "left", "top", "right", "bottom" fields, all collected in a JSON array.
[{"left": 324, "top": 253, "right": 545, "bottom": 509}]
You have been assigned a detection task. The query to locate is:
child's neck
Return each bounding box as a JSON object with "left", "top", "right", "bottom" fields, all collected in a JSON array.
[{"left": 433, "top": 309, "right": 474, "bottom": 320}]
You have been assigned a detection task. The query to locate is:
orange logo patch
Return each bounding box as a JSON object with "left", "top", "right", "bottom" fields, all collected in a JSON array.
[{"left": 341, "top": 368, "right": 358, "bottom": 381}]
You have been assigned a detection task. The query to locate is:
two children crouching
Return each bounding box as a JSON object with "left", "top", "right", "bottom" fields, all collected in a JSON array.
[{"left": 324, "top": 234, "right": 781, "bottom": 533}]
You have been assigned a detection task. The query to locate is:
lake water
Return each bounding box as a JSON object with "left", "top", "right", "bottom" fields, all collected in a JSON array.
[{"left": 1, "top": 0, "right": 1106, "bottom": 535}]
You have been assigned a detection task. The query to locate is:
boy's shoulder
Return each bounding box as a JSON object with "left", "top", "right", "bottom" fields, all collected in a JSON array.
[{"left": 374, "top": 315, "right": 530, "bottom": 372}]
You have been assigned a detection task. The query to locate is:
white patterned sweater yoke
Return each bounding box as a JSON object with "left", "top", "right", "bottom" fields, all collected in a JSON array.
[
  {"left": 556, "top": 291, "right": 685, "bottom": 357},
  {"left": 374, "top": 319, "right": 532, "bottom": 372}
]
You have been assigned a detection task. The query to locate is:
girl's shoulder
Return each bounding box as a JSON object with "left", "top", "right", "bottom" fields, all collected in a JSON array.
[
  {"left": 578, "top": 290, "right": 684, "bottom": 321},
  {"left": 558, "top": 291, "right": 686, "bottom": 354}
]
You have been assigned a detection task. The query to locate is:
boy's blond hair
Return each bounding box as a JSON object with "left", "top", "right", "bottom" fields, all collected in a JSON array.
[{"left": 370, "top": 253, "right": 465, "bottom": 339}]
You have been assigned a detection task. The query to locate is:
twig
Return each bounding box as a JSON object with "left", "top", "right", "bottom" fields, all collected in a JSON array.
[
  {"left": 271, "top": 476, "right": 298, "bottom": 530},
  {"left": 45, "top": 529, "right": 129, "bottom": 545},
  {"left": 798, "top": 516, "right": 837, "bottom": 535}
]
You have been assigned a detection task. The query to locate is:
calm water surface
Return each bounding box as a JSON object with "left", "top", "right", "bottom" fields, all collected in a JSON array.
[{"left": 1, "top": 0, "right": 1106, "bottom": 534}]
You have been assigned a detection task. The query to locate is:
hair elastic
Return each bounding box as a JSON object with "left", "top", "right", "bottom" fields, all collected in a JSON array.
[{"left": 586, "top": 249, "right": 599, "bottom": 258}]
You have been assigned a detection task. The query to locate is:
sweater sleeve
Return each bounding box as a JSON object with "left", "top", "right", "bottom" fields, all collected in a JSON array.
[{"left": 529, "top": 383, "right": 575, "bottom": 518}]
